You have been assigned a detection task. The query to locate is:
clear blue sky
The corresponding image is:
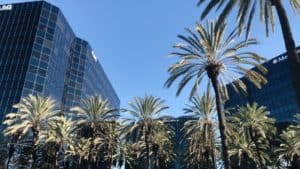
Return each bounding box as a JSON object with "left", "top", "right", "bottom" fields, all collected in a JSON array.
[{"left": 1, "top": 0, "right": 300, "bottom": 117}]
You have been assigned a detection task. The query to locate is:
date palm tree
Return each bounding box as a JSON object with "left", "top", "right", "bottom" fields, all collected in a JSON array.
[
  {"left": 151, "top": 126, "right": 175, "bottom": 169},
  {"left": 276, "top": 114, "right": 300, "bottom": 168},
  {"left": 183, "top": 88, "right": 217, "bottom": 169},
  {"left": 197, "top": 0, "right": 300, "bottom": 110},
  {"left": 2, "top": 94, "right": 60, "bottom": 169},
  {"left": 165, "top": 21, "right": 267, "bottom": 169},
  {"left": 228, "top": 130, "right": 264, "bottom": 169},
  {"left": 103, "top": 121, "right": 121, "bottom": 169},
  {"left": 38, "top": 116, "right": 77, "bottom": 168},
  {"left": 70, "top": 96, "right": 118, "bottom": 169},
  {"left": 227, "top": 103, "right": 275, "bottom": 168},
  {"left": 123, "top": 95, "right": 169, "bottom": 169}
]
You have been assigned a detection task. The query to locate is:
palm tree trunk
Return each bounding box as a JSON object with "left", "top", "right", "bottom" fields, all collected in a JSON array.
[
  {"left": 210, "top": 125, "right": 217, "bottom": 169},
  {"left": 144, "top": 126, "right": 151, "bottom": 169},
  {"left": 31, "top": 130, "right": 39, "bottom": 169},
  {"left": 54, "top": 144, "right": 60, "bottom": 169},
  {"left": 272, "top": 0, "right": 300, "bottom": 110},
  {"left": 210, "top": 76, "right": 231, "bottom": 169},
  {"left": 155, "top": 155, "right": 159, "bottom": 169},
  {"left": 88, "top": 127, "right": 96, "bottom": 169},
  {"left": 291, "top": 154, "right": 300, "bottom": 169},
  {"left": 109, "top": 148, "right": 113, "bottom": 169},
  {"left": 249, "top": 127, "right": 265, "bottom": 168},
  {"left": 6, "top": 135, "right": 18, "bottom": 169}
]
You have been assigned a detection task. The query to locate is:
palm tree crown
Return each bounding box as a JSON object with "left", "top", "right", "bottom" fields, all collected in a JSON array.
[
  {"left": 3, "top": 94, "right": 59, "bottom": 139},
  {"left": 165, "top": 21, "right": 267, "bottom": 99},
  {"left": 70, "top": 96, "right": 118, "bottom": 129},
  {"left": 198, "top": 0, "right": 300, "bottom": 37}
]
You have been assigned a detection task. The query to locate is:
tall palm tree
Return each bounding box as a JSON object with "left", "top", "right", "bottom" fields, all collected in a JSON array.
[
  {"left": 183, "top": 88, "right": 217, "bottom": 169},
  {"left": 197, "top": 0, "right": 300, "bottom": 111},
  {"left": 70, "top": 96, "right": 118, "bottom": 169},
  {"left": 227, "top": 103, "right": 275, "bottom": 168},
  {"left": 165, "top": 21, "right": 267, "bottom": 169},
  {"left": 123, "top": 95, "right": 169, "bottom": 169},
  {"left": 2, "top": 94, "right": 60, "bottom": 169}
]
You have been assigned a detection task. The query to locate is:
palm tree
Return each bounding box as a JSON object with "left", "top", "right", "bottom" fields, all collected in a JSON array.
[
  {"left": 117, "top": 142, "right": 142, "bottom": 169},
  {"left": 123, "top": 95, "right": 169, "bottom": 169},
  {"left": 276, "top": 114, "right": 300, "bottom": 168},
  {"left": 2, "top": 95, "right": 60, "bottom": 169},
  {"left": 197, "top": 0, "right": 300, "bottom": 110},
  {"left": 183, "top": 88, "right": 217, "bottom": 169},
  {"left": 151, "top": 126, "right": 175, "bottom": 169},
  {"left": 38, "top": 116, "right": 77, "bottom": 168},
  {"left": 103, "top": 121, "right": 121, "bottom": 169},
  {"left": 165, "top": 21, "right": 267, "bottom": 169},
  {"left": 64, "top": 137, "right": 92, "bottom": 169},
  {"left": 2, "top": 131, "right": 21, "bottom": 169},
  {"left": 227, "top": 103, "right": 275, "bottom": 168},
  {"left": 228, "top": 131, "right": 265, "bottom": 169},
  {"left": 70, "top": 96, "right": 118, "bottom": 169}
]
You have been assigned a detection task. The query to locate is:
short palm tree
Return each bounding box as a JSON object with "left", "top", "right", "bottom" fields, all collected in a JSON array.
[
  {"left": 118, "top": 142, "right": 142, "bottom": 169},
  {"left": 165, "top": 21, "right": 267, "bottom": 169},
  {"left": 70, "top": 96, "right": 118, "bottom": 168},
  {"left": 2, "top": 94, "right": 60, "bottom": 169},
  {"left": 227, "top": 103, "right": 275, "bottom": 168},
  {"left": 197, "top": 0, "right": 300, "bottom": 108},
  {"left": 151, "top": 126, "right": 175, "bottom": 169},
  {"left": 228, "top": 131, "right": 264, "bottom": 169},
  {"left": 38, "top": 116, "right": 77, "bottom": 168},
  {"left": 276, "top": 114, "right": 300, "bottom": 168},
  {"left": 183, "top": 88, "right": 217, "bottom": 169},
  {"left": 103, "top": 121, "right": 121, "bottom": 169},
  {"left": 123, "top": 95, "right": 169, "bottom": 169}
]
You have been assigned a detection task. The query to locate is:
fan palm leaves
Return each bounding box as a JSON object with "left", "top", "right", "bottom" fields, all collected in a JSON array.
[
  {"left": 166, "top": 20, "right": 267, "bottom": 169},
  {"left": 183, "top": 89, "right": 217, "bottom": 169},
  {"left": 2, "top": 94, "right": 60, "bottom": 168},
  {"left": 122, "top": 95, "right": 169, "bottom": 169}
]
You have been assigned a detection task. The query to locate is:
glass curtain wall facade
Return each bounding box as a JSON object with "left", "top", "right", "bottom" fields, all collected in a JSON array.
[
  {"left": 0, "top": 1, "right": 120, "bottom": 120},
  {"left": 225, "top": 47, "right": 300, "bottom": 123},
  {"left": 0, "top": 2, "right": 43, "bottom": 117},
  {"left": 62, "top": 38, "right": 120, "bottom": 113}
]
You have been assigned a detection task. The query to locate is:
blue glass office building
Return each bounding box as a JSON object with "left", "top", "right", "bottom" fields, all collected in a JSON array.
[
  {"left": 0, "top": 1, "right": 120, "bottom": 120},
  {"left": 225, "top": 47, "right": 300, "bottom": 123}
]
